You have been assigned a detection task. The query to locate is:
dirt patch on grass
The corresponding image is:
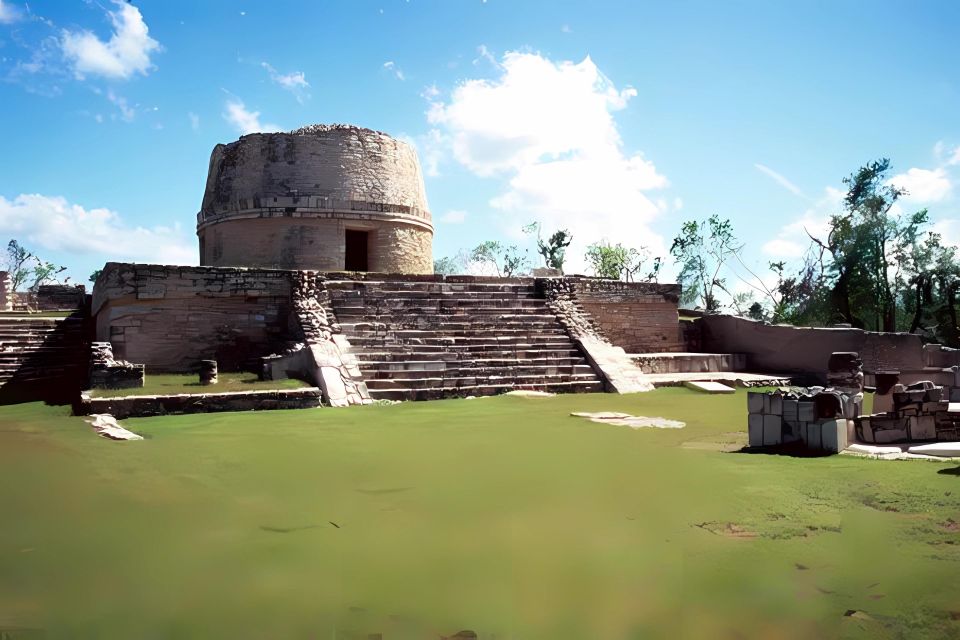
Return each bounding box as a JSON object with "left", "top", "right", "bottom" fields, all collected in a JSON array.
[{"left": 693, "top": 521, "right": 758, "bottom": 539}]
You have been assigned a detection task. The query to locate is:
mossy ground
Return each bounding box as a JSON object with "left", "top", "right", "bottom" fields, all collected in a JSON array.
[
  {"left": 1, "top": 388, "right": 958, "bottom": 639},
  {"left": 88, "top": 372, "right": 310, "bottom": 398}
]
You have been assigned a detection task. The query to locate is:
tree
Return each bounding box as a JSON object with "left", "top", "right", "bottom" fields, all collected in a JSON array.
[
  {"left": 469, "top": 241, "right": 530, "bottom": 277},
  {"left": 89, "top": 269, "right": 103, "bottom": 283},
  {"left": 669, "top": 215, "right": 738, "bottom": 312},
  {"left": 523, "top": 222, "right": 573, "bottom": 272},
  {"left": 584, "top": 241, "right": 661, "bottom": 282},
  {"left": 5, "top": 239, "right": 66, "bottom": 292}
]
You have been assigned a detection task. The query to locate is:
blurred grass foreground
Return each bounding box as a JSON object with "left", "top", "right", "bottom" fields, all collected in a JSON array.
[{"left": 1, "top": 387, "right": 958, "bottom": 639}]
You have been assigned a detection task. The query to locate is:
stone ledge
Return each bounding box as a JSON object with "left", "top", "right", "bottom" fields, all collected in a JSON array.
[{"left": 78, "top": 387, "right": 323, "bottom": 419}]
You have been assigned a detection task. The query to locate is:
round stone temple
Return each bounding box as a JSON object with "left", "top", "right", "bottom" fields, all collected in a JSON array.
[{"left": 196, "top": 124, "right": 434, "bottom": 273}]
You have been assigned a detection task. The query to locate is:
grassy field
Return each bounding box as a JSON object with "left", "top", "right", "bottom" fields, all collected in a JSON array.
[
  {"left": 88, "top": 372, "right": 311, "bottom": 398},
  {"left": 1, "top": 388, "right": 958, "bottom": 639}
]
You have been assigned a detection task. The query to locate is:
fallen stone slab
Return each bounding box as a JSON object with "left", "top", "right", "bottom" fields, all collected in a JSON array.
[
  {"left": 505, "top": 390, "right": 555, "bottom": 397},
  {"left": 683, "top": 380, "right": 735, "bottom": 394},
  {"left": 907, "top": 442, "right": 960, "bottom": 457},
  {"left": 84, "top": 414, "right": 143, "bottom": 441},
  {"left": 571, "top": 411, "right": 685, "bottom": 429}
]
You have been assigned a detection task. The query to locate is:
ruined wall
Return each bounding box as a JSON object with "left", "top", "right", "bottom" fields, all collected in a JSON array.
[
  {"left": 92, "top": 263, "right": 293, "bottom": 372},
  {"left": 699, "top": 314, "right": 927, "bottom": 377},
  {"left": 197, "top": 125, "right": 433, "bottom": 274},
  {"left": 199, "top": 217, "right": 432, "bottom": 273},
  {"left": 567, "top": 278, "right": 683, "bottom": 353},
  {"left": 0, "top": 271, "right": 10, "bottom": 311}
]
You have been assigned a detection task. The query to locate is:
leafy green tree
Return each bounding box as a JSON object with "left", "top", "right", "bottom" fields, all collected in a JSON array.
[
  {"left": 585, "top": 241, "right": 660, "bottom": 282},
  {"left": 89, "top": 269, "right": 103, "bottom": 283},
  {"left": 5, "top": 239, "right": 66, "bottom": 291},
  {"left": 669, "top": 215, "right": 738, "bottom": 312},
  {"left": 523, "top": 222, "right": 573, "bottom": 272},
  {"left": 469, "top": 241, "right": 530, "bottom": 277}
]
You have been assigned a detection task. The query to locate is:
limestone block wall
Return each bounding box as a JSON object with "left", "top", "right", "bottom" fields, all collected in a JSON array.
[
  {"left": 699, "top": 314, "right": 927, "bottom": 378},
  {"left": 197, "top": 125, "right": 433, "bottom": 274},
  {"left": 0, "top": 271, "right": 11, "bottom": 311},
  {"left": 565, "top": 278, "right": 683, "bottom": 353},
  {"left": 91, "top": 263, "right": 294, "bottom": 372},
  {"left": 199, "top": 216, "right": 432, "bottom": 273}
]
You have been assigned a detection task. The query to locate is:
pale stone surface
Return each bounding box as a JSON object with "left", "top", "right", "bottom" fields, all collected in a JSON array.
[
  {"left": 806, "top": 422, "right": 822, "bottom": 449},
  {"left": 763, "top": 415, "right": 782, "bottom": 446},
  {"left": 820, "top": 419, "right": 848, "bottom": 453},
  {"left": 768, "top": 392, "right": 784, "bottom": 414},
  {"left": 198, "top": 125, "right": 433, "bottom": 274},
  {"left": 782, "top": 398, "right": 799, "bottom": 422},
  {"left": 571, "top": 412, "right": 685, "bottom": 429},
  {"left": 748, "top": 413, "right": 764, "bottom": 446},
  {"left": 907, "top": 442, "right": 960, "bottom": 457},
  {"left": 683, "top": 380, "right": 734, "bottom": 394},
  {"left": 910, "top": 415, "right": 937, "bottom": 440},
  {"left": 505, "top": 390, "right": 555, "bottom": 397},
  {"left": 747, "top": 392, "right": 764, "bottom": 414},
  {"left": 85, "top": 414, "right": 144, "bottom": 441}
]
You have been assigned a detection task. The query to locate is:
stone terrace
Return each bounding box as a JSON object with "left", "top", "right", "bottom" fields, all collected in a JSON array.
[{"left": 325, "top": 276, "right": 605, "bottom": 400}]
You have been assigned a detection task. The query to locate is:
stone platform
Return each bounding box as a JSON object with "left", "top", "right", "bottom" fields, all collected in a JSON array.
[
  {"left": 631, "top": 352, "right": 746, "bottom": 374},
  {"left": 646, "top": 371, "right": 792, "bottom": 388}
]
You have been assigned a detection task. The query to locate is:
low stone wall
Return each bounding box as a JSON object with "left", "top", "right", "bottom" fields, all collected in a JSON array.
[
  {"left": 0, "top": 271, "right": 11, "bottom": 311},
  {"left": 700, "top": 314, "right": 929, "bottom": 378},
  {"left": 91, "top": 263, "right": 294, "bottom": 372},
  {"left": 80, "top": 387, "right": 322, "bottom": 419},
  {"left": 37, "top": 284, "right": 86, "bottom": 310},
  {"left": 565, "top": 278, "right": 683, "bottom": 353}
]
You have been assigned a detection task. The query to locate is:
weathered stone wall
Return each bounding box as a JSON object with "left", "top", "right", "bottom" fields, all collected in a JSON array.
[
  {"left": 0, "top": 271, "right": 11, "bottom": 311},
  {"left": 91, "top": 263, "right": 293, "bottom": 372},
  {"left": 37, "top": 284, "right": 86, "bottom": 310},
  {"left": 566, "top": 278, "right": 683, "bottom": 353},
  {"left": 81, "top": 388, "right": 322, "bottom": 419},
  {"left": 197, "top": 125, "right": 433, "bottom": 274},
  {"left": 199, "top": 217, "right": 432, "bottom": 273},
  {"left": 699, "top": 314, "right": 928, "bottom": 378}
]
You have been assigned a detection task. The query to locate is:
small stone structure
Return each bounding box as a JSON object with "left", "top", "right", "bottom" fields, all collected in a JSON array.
[
  {"left": 88, "top": 341, "right": 144, "bottom": 390},
  {"left": 197, "top": 125, "right": 433, "bottom": 274},
  {"left": 747, "top": 352, "right": 864, "bottom": 453},
  {"left": 859, "top": 379, "right": 960, "bottom": 443},
  {"left": 0, "top": 271, "right": 11, "bottom": 312},
  {"left": 80, "top": 388, "right": 323, "bottom": 419},
  {"left": 199, "top": 360, "right": 218, "bottom": 385}
]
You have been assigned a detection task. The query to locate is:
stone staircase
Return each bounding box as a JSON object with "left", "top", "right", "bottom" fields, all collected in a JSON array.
[
  {"left": 325, "top": 278, "right": 605, "bottom": 400},
  {"left": 0, "top": 314, "right": 88, "bottom": 402}
]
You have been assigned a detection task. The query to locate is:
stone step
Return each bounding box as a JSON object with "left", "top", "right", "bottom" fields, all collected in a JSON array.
[
  {"left": 630, "top": 352, "right": 747, "bottom": 374},
  {"left": 361, "top": 363, "right": 596, "bottom": 379},
  {"left": 357, "top": 356, "right": 587, "bottom": 369},
  {"left": 365, "top": 372, "right": 600, "bottom": 390},
  {"left": 346, "top": 328, "right": 569, "bottom": 340},
  {"left": 339, "top": 319, "right": 563, "bottom": 331},
  {"left": 352, "top": 348, "right": 586, "bottom": 361},
  {"left": 367, "top": 380, "right": 604, "bottom": 401}
]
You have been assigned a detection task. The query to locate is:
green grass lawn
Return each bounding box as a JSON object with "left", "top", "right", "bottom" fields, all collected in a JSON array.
[
  {"left": 88, "top": 372, "right": 311, "bottom": 398},
  {"left": 1, "top": 388, "right": 958, "bottom": 639}
]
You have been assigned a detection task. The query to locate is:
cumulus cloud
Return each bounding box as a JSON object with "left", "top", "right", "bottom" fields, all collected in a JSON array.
[
  {"left": 61, "top": 1, "right": 161, "bottom": 80},
  {"left": 439, "top": 210, "right": 468, "bottom": 224},
  {"left": 425, "top": 50, "right": 668, "bottom": 272},
  {"left": 0, "top": 0, "right": 21, "bottom": 24},
  {"left": 761, "top": 187, "right": 841, "bottom": 259},
  {"left": 888, "top": 167, "right": 952, "bottom": 202},
  {"left": 107, "top": 89, "right": 134, "bottom": 121},
  {"left": 261, "top": 62, "right": 310, "bottom": 103},
  {"left": 222, "top": 98, "right": 281, "bottom": 135},
  {"left": 0, "top": 193, "right": 195, "bottom": 266}
]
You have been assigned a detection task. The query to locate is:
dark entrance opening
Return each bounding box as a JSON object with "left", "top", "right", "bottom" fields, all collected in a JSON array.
[{"left": 344, "top": 229, "right": 369, "bottom": 271}]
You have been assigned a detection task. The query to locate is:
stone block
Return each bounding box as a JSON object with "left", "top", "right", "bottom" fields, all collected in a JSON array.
[
  {"left": 909, "top": 415, "right": 937, "bottom": 440},
  {"left": 747, "top": 392, "right": 765, "bottom": 414},
  {"left": 768, "top": 393, "right": 783, "bottom": 416},
  {"left": 858, "top": 416, "right": 874, "bottom": 443},
  {"left": 782, "top": 420, "right": 801, "bottom": 443},
  {"left": 798, "top": 401, "right": 815, "bottom": 422},
  {"left": 806, "top": 422, "right": 822, "bottom": 450},
  {"left": 820, "top": 419, "right": 848, "bottom": 453},
  {"left": 782, "top": 398, "right": 799, "bottom": 422},
  {"left": 763, "top": 415, "right": 782, "bottom": 446},
  {"left": 748, "top": 414, "right": 764, "bottom": 447}
]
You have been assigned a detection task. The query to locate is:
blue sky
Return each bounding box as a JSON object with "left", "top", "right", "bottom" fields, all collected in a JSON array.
[{"left": 1, "top": 0, "right": 958, "bottom": 296}]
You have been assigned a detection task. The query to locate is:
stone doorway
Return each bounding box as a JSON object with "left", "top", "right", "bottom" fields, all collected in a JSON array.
[{"left": 344, "top": 229, "right": 369, "bottom": 271}]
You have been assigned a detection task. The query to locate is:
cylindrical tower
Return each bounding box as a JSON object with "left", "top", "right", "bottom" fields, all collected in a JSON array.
[{"left": 196, "top": 124, "right": 433, "bottom": 273}]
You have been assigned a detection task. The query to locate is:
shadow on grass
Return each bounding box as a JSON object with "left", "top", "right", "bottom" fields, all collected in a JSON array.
[
  {"left": 937, "top": 466, "right": 960, "bottom": 476},
  {"left": 734, "top": 442, "right": 835, "bottom": 459}
]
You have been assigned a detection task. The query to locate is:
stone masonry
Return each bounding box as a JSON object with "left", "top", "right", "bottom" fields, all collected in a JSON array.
[{"left": 197, "top": 125, "right": 433, "bottom": 274}]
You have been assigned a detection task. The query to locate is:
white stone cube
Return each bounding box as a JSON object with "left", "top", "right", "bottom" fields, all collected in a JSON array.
[
  {"left": 747, "top": 392, "right": 765, "bottom": 414},
  {"left": 798, "top": 401, "right": 815, "bottom": 422},
  {"left": 768, "top": 393, "right": 783, "bottom": 416},
  {"left": 748, "top": 414, "right": 764, "bottom": 447},
  {"left": 763, "top": 415, "right": 782, "bottom": 446},
  {"left": 820, "top": 419, "right": 848, "bottom": 453}
]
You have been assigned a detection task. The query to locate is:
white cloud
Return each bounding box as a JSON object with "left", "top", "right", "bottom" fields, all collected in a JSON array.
[
  {"left": 261, "top": 62, "right": 310, "bottom": 103},
  {"left": 761, "top": 187, "right": 841, "bottom": 258},
  {"left": 932, "top": 218, "right": 960, "bottom": 248},
  {"left": 222, "top": 98, "right": 281, "bottom": 135},
  {"left": 107, "top": 89, "right": 134, "bottom": 121},
  {"left": 889, "top": 167, "right": 952, "bottom": 202},
  {"left": 61, "top": 0, "right": 161, "bottom": 80},
  {"left": 950, "top": 147, "right": 960, "bottom": 167},
  {"left": 383, "top": 60, "right": 405, "bottom": 81},
  {"left": 426, "top": 50, "right": 668, "bottom": 272},
  {"left": 754, "top": 163, "right": 804, "bottom": 197},
  {"left": 439, "top": 210, "right": 467, "bottom": 224},
  {"left": 0, "top": 0, "right": 21, "bottom": 24},
  {"left": 0, "top": 193, "right": 196, "bottom": 265},
  {"left": 561, "top": 24, "right": 572, "bottom": 34},
  {"left": 673, "top": 197, "right": 683, "bottom": 210},
  {"left": 473, "top": 45, "right": 499, "bottom": 67},
  {"left": 188, "top": 111, "right": 199, "bottom": 131}
]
